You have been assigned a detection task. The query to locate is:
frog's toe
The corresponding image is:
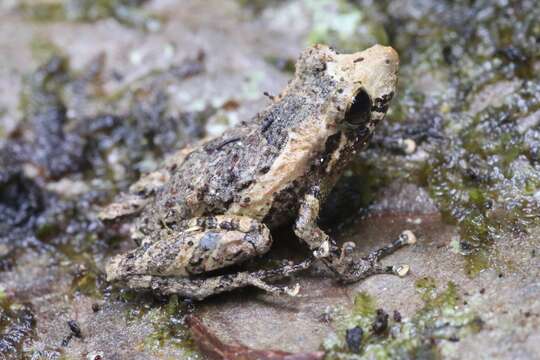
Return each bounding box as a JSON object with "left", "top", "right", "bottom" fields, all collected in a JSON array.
[
  {"left": 341, "top": 242, "right": 356, "bottom": 257},
  {"left": 393, "top": 264, "right": 410, "bottom": 277},
  {"left": 284, "top": 283, "right": 301, "bottom": 297},
  {"left": 313, "top": 240, "right": 331, "bottom": 258},
  {"left": 400, "top": 230, "right": 417, "bottom": 245}
]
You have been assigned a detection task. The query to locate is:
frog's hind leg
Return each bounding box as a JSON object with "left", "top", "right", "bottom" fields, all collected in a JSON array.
[
  {"left": 120, "top": 258, "right": 313, "bottom": 300},
  {"left": 106, "top": 215, "right": 314, "bottom": 299},
  {"left": 106, "top": 215, "right": 274, "bottom": 282}
]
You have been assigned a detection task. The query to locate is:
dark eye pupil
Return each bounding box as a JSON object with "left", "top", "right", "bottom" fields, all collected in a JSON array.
[{"left": 345, "top": 89, "right": 371, "bottom": 126}]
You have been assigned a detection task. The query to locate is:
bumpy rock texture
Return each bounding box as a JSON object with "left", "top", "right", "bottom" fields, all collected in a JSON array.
[{"left": 0, "top": 0, "right": 538, "bottom": 359}]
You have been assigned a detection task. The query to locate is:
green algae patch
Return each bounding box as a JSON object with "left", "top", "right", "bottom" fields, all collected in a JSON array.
[
  {"left": 105, "top": 292, "right": 201, "bottom": 357},
  {"left": 18, "top": 0, "right": 161, "bottom": 31},
  {"left": 142, "top": 295, "right": 201, "bottom": 358},
  {"left": 415, "top": 278, "right": 460, "bottom": 310},
  {"left": 323, "top": 280, "right": 482, "bottom": 359},
  {"left": 421, "top": 82, "right": 540, "bottom": 272},
  {"left": 71, "top": 270, "right": 101, "bottom": 298},
  {"left": 353, "top": 292, "right": 376, "bottom": 318},
  {"left": 30, "top": 37, "right": 64, "bottom": 65},
  {"left": 463, "top": 251, "right": 491, "bottom": 278},
  {"left": 18, "top": 1, "right": 65, "bottom": 22}
]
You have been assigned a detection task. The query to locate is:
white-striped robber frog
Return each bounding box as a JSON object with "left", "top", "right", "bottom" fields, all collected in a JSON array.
[{"left": 101, "top": 44, "right": 416, "bottom": 300}]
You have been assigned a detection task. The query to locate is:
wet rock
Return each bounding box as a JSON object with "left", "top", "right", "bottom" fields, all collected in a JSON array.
[
  {"left": 0, "top": 168, "right": 46, "bottom": 265},
  {"left": 67, "top": 319, "right": 82, "bottom": 338},
  {"left": 345, "top": 326, "right": 363, "bottom": 353},
  {"left": 371, "top": 308, "right": 389, "bottom": 335},
  {"left": 393, "top": 310, "right": 402, "bottom": 322}
]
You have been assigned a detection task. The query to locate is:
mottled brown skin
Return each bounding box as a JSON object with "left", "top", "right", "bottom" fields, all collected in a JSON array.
[{"left": 103, "top": 44, "right": 415, "bottom": 300}]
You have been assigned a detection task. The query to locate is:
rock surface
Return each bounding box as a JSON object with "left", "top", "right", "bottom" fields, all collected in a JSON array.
[{"left": 0, "top": 0, "right": 539, "bottom": 359}]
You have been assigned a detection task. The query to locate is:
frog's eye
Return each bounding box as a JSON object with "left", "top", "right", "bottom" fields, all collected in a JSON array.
[{"left": 344, "top": 89, "right": 371, "bottom": 127}]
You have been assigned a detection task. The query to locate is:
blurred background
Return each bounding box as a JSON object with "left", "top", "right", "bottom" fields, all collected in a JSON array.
[{"left": 0, "top": 1, "right": 539, "bottom": 359}]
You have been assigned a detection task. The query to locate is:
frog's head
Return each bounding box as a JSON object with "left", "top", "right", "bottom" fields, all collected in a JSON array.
[
  {"left": 334, "top": 44, "right": 399, "bottom": 129},
  {"left": 294, "top": 44, "right": 399, "bottom": 133},
  {"left": 262, "top": 44, "right": 398, "bottom": 145},
  {"left": 288, "top": 45, "right": 399, "bottom": 136},
  {"left": 276, "top": 44, "right": 398, "bottom": 187}
]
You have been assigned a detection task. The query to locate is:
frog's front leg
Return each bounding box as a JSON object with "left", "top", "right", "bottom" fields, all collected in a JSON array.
[
  {"left": 106, "top": 215, "right": 308, "bottom": 299},
  {"left": 294, "top": 187, "right": 416, "bottom": 283}
]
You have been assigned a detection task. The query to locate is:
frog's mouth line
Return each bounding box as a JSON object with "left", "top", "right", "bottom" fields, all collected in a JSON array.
[{"left": 344, "top": 89, "right": 372, "bottom": 127}]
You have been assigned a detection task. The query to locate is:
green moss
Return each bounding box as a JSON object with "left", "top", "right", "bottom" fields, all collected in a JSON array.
[
  {"left": 352, "top": 292, "right": 376, "bottom": 318},
  {"left": 143, "top": 295, "right": 201, "bottom": 357},
  {"left": 416, "top": 278, "right": 459, "bottom": 310},
  {"left": 72, "top": 271, "right": 100, "bottom": 297},
  {"left": 30, "top": 37, "right": 63, "bottom": 65},
  {"left": 19, "top": 0, "right": 160, "bottom": 31},
  {"left": 415, "top": 277, "right": 438, "bottom": 303},
  {"left": 0, "top": 285, "right": 7, "bottom": 306},
  {"left": 342, "top": 1, "right": 540, "bottom": 275},
  {"left": 19, "top": 2, "right": 65, "bottom": 22},
  {"left": 424, "top": 82, "right": 540, "bottom": 256},
  {"left": 463, "top": 251, "right": 490, "bottom": 278},
  {"left": 324, "top": 281, "right": 482, "bottom": 359}
]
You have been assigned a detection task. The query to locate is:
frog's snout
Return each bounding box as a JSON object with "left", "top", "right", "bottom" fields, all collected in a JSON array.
[
  {"left": 382, "top": 45, "right": 399, "bottom": 72},
  {"left": 362, "top": 44, "right": 399, "bottom": 75}
]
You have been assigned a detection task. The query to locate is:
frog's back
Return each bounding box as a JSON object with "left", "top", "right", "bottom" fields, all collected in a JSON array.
[
  {"left": 136, "top": 45, "right": 348, "bottom": 236},
  {"left": 141, "top": 91, "right": 323, "bottom": 234},
  {"left": 154, "top": 123, "right": 271, "bottom": 221}
]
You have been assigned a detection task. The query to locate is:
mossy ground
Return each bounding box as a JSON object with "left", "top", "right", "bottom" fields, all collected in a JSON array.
[
  {"left": 323, "top": 279, "right": 482, "bottom": 359},
  {"left": 0, "top": 0, "right": 538, "bottom": 358}
]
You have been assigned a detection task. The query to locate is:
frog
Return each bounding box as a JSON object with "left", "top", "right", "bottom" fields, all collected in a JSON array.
[{"left": 101, "top": 44, "right": 416, "bottom": 300}]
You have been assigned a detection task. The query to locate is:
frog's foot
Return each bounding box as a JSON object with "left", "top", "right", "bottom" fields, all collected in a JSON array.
[
  {"left": 332, "top": 230, "right": 416, "bottom": 283},
  {"left": 121, "top": 258, "right": 313, "bottom": 301},
  {"left": 294, "top": 190, "right": 416, "bottom": 284}
]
